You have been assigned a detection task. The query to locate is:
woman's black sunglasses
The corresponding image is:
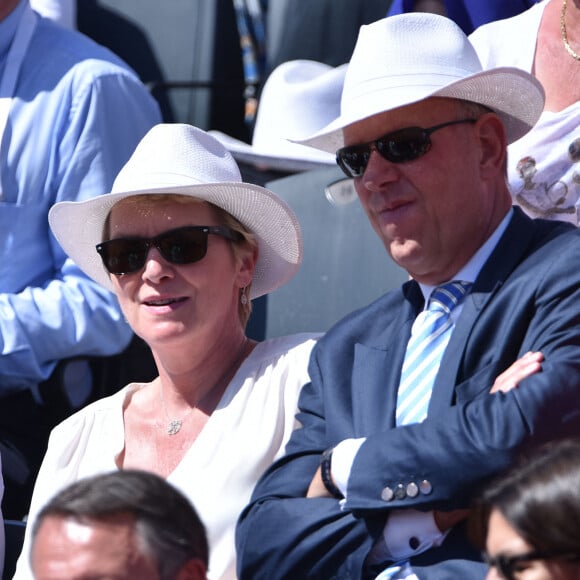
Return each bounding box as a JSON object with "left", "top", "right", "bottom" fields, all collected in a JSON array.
[
  {"left": 336, "top": 118, "right": 477, "bottom": 178},
  {"left": 484, "top": 550, "right": 580, "bottom": 580},
  {"left": 96, "top": 225, "right": 242, "bottom": 275}
]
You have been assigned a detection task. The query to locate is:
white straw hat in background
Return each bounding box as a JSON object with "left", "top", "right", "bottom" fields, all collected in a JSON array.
[{"left": 210, "top": 59, "right": 348, "bottom": 172}]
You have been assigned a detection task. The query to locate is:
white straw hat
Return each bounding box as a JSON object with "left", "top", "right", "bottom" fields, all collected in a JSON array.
[
  {"left": 48, "top": 123, "right": 302, "bottom": 299},
  {"left": 297, "top": 13, "right": 545, "bottom": 153},
  {"left": 210, "top": 60, "right": 348, "bottom": 172}
]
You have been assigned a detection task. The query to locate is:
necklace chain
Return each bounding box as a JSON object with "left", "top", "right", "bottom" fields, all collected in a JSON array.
[
  {"left": 561, "top": 0, "right": 580, "bottom": 61},
  {"left": 159, "top": 337, "right": 249, "bottom": 435}
]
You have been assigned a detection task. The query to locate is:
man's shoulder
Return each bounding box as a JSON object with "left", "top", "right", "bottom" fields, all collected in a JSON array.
[{"left": 513, "top": 212, "right": 580, "bottom": 258}]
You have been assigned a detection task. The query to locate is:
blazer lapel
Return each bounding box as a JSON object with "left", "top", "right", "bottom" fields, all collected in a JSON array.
[
  {"left": 352, "top": 282, "right": 423, "bottom": 433},
  {"left": 428, "top": 208, "right": 538, "bottom": 414}
]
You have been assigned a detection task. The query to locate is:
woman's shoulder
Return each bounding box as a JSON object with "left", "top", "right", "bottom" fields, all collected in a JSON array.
[
  {"left": 253, "top": 332, "right": 321, "bottom": 360},
  {"left": 239, "top": 333, "right": 320, "bottom": 383},
  {"left": 230, "top": 334, "right": 319, "bottom": 405},
  {"left": 51, "top": 382, "right": 143, "bottom": 437}
]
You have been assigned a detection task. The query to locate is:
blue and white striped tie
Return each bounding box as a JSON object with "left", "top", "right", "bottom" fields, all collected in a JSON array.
[{"left": 396, "top": 281, "right": 471, "bottom": 426}]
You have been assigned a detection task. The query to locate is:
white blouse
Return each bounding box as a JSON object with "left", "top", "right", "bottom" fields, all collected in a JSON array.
[{"left": 14, "top": 333, "right": 320, "bottom": 580}]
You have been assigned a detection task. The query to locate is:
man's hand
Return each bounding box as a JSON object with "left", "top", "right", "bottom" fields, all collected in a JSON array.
[
  {"left": 434, "top": 508, "right": 471, "bottom": 532},
  {"left": 431, "top": 353, "right": 544, "bottom": 534},
  {"left": 435, "top": 353, "right": 543, "bottom": 533},
  {"left": 307, "top": 466, "right": 333, "bottom": 498},
  {"left": 490, "top": 351, "right": 543, "bottom": 393}
]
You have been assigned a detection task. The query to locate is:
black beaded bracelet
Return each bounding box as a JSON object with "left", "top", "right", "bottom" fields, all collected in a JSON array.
[{"left": 320, "top": 448, "right": 344, "bottom": 499}]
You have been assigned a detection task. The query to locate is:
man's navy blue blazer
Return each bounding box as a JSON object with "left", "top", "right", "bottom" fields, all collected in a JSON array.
[{"left": 237, "top": 207, "right": 580, "bottom": 579}]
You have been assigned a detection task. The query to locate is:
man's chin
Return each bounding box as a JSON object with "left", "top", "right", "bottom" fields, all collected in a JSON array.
[{"left": 388, "top": 240, "right": 423, "bottom": 271}]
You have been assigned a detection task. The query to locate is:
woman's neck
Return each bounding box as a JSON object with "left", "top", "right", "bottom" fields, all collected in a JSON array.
[{"left": 154, "top": 331, "right": 253, "bottom": 408}]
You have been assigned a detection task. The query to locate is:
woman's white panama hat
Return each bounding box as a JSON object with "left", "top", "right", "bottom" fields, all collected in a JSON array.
[
  {"left": 296, "top": 13, "right": 545, "bottom": 153},
  {"left": 48, "top": 123, "right": 303, "bottom": 300}
]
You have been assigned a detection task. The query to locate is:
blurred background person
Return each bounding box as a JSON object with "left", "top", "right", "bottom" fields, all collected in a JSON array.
[
  {"left": 14, "top": 123, "right": 317, "bottom": 580},
  {"left": 470, "top": 0, "right": 580, "bottom": 225},
  {"left": 31, "top": 469, "right": 208, "bottom": 580},
  {"left": 471, "top": 438, "right": 580, "bottom": 580},
  {"left": 387, "top": 0, "right": 539, "bottom": 34},
  {"left": 0, "top": 0, "right": 161, "bottom": 520}
]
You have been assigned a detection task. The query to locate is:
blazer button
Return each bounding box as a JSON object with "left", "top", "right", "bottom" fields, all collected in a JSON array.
[
  {"left": 394, "top": 483, "right": 406, "bottom": 500},
  {"left": 381, "top": 486, "right": 394, "bottom": 502},
  {"left": 406, "top": 482, "right": 419, "bottom": 498},
  {"left": 419, "top": 479, "right": 433, "bottom": 495}
]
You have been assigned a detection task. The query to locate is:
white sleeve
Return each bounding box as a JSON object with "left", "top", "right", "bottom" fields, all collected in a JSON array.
[{"left": 332, "top": 439, "right": 446, "bottom": 564}]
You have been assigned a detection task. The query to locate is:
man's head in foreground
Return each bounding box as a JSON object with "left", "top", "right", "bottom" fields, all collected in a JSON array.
[{"left": 30, "top": 470, "right": 208, "bottom": 580}]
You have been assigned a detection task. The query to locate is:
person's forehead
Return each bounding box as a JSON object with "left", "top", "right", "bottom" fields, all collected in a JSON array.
[
  {"left": 342, "top": 97, "right": 461, "bottom": 144},
  {"left": 486, "top": 509, "right": 532, "bottom": 554},
  {"left": 32, "top": 514, "right": 160, "bottom": 580},
  {"left": 109, "top": 197, "right": 216, "bottom": 235},
  {"left": 112, "top": 194, "right": 206, "bottom": 214}
]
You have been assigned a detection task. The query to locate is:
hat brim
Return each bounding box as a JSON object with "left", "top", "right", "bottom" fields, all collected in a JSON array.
[
  {"left": 209, "top": 130, "right": 336, "bottom": 173},
  {"left": 297, "top": 67, "right": 545, "bottom": 152},
  {"left": 48, "top": 183, "right": 302, "bottom": 300}
]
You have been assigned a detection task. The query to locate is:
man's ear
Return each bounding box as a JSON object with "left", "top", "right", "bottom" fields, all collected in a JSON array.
[{"left": 475, "top": 113, "right": 508, "bottom": 179}]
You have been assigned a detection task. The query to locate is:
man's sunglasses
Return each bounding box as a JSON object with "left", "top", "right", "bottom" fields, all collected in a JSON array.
[
  {"left": 336, "top": 118, "right": 477, "bottom": 178},
  {"left": 484, "top": 550, "right": 580, "bottom": 580},
  {"left": 96, "top": 225, "right": 242, "bottom": 275}
]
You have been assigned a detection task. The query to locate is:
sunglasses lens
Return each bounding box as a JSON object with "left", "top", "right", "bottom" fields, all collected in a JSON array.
[
  {"left": 376, "top": 128, "right": 431, "bottom": 164},
  {"left": 337, "top": 128, "right": 432, "bottom": 178},
  {"left": 97, "top": 239, "right": 148, "bottom": 274},
  {"left": 97, "top": 228, "right": 213, "bottom": 275},
  {"left": 337, "top": 146, "right": 370, "bottom": 178},
  {"left": 157, "top": 229, "right": 208, "bottom": 264}
]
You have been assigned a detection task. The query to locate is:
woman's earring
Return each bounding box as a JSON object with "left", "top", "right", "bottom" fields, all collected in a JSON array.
[{"left": 240, "top": 287, "right": 248, "bottom": 305}]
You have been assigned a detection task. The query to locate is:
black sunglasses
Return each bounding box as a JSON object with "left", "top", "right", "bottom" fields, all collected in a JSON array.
[
  {"left": 336, "top": 118, "right": 477, "bottom": 178},
  {"left": 96, "top": 225, "right": 242, "bottom": 275},
  {"left": 484, "top": 550, "right": 580, "bottom": 580}
]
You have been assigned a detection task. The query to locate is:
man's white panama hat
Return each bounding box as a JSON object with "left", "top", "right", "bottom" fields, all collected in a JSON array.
[
  {"left": 296, "top": 13, "right": 545, "bottom": 153},
  {"left": 210, "top": 59, "right": 348, "bottom": 172},
  {"left": 48, "top": 123, "right": 303, "bottom": 300}
]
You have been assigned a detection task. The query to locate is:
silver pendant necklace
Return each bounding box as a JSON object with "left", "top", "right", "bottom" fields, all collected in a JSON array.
[
  {"left": 160, "top": 391, "right": 196, "bottom": 436},
  {"left": 159, "top": 338, "right": 249, "bottom": 435},
  {"left": 166, "top": 418, "right": 186, "bottom": 436}
]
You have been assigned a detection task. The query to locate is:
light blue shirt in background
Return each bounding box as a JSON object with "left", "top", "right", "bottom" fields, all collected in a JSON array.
[{"left": 0, "top": 0, "right": 162, "bottom": 392}]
